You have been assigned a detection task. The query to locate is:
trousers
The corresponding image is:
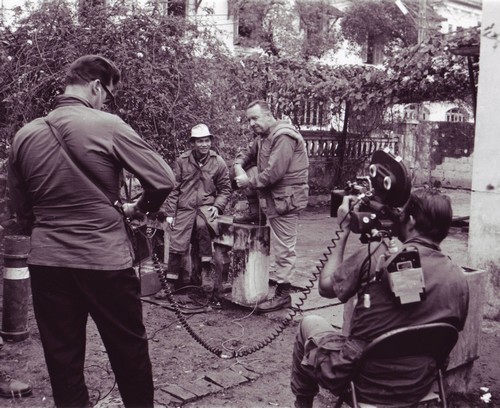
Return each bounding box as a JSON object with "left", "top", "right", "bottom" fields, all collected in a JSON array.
[
  {"left": 170, "top": 213, "right": 213, "bottom": 261},
  {"left": 29, "top": 265, "right": 154, "bottom": 408},
  {"left": 268, "top": 212, "right": 299, "bottom": 284},
  {"left": 291, "top": 315, "right": 365, "bottom": 398}
]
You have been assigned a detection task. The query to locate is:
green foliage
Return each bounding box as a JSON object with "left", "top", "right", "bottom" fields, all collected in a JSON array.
[
  {"left": 235, "top": 0, "right": 272, "bottom": 49},
  {"left": 294, "top": 0, "right": 341, "bottom": 59},
  {"left": 431, "top": 121, "right": 475, "bottom": 167},
  {"left": 381, "top": 33, "right": 473, "bottom": 105},
  {"left": 0, "top": 0, "right": 476, "bottom": 167},
  {"left": 236, "top": 26, "right": 474, "bottom": 135},
  {"left": 341, "top": 0, "right": 418, "bottom": 48},
  {"left": 236, "top": 0, "right": 340, "bottom": 59},
  {"left": 0, "top": 0, "right": 248, "bottom": 163}
]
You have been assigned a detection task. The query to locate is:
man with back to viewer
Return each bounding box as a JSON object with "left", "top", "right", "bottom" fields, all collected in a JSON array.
[
  {"left": 234, "top": 100, "right": 309, "bottom": 313},
  {"left": 291, "top": 188, "right": 469, "bottom": 408},
  {"left": 7, "top": 55, "right": 175, "bottom": 407}
]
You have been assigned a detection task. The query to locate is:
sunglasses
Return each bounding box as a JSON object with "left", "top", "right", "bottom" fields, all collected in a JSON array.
[{"left": 100, "top": 81, "right": 115, "bottom": 104}]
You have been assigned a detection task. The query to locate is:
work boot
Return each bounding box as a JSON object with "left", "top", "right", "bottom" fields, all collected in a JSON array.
[
  {"left": 0, "top": 372, "right": 32, "bottom": 399},
  {"left": 294, "top": 395, "right": 314, "bottom": 408},
  {"left": 165, "top": 253, "right": 183, "bottom": 282},
  {"left": 201, "top": 262, "right": 215, "bottom": 294},
  {"left": 154, "top": 284, "right": 172, "bottom": 300},
  {"left": 233, "top": 198, "right": 266, "bottom": 226},
  {"left": 255, "top": 283, "right": 292, "bottom": 313}
]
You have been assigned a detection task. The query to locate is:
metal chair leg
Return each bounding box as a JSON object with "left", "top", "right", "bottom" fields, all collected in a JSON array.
[
  {"left": 350, "top": 381, "right": 358, "bottom": 407},
  {"left": 437, "top": 369, "right": 447, "bottom": 408}
]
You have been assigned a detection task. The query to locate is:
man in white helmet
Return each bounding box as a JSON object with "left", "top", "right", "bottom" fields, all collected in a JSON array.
[{"left": 155, "top": 124, "right": 232, "bottom": 301}]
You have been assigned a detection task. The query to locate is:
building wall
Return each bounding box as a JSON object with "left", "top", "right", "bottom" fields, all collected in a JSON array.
[
  {"left": 373, "top": 121, "right": 474, "bottom": 188},
  {"left": 430, "top": 155, "right": 473, "bottom": 188},
  {"left": 436, "top": 0, "right": 482, "bottom": 33},
  {"left": 468, "top": 0, "right": 500, "bottom": 320},
  {"left": 187, "top": 0, "right": 236, "bottom": 52}
]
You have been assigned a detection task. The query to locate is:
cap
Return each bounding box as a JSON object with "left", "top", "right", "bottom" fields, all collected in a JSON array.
[{"left": 190, "top": 124, "right": 213, "bottom": 139}]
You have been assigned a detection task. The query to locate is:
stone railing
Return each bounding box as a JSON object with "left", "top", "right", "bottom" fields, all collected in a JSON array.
[{"left": 302, "top": 131, "right": 399, "bottom": 160}]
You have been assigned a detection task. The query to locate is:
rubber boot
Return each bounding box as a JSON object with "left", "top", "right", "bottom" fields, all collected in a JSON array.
[
  {"left": 201, "top": 262, "right": 222, "bottom": 309},
  {"left": 233, "top": 197, "right": 267, "bottom": 226},
  {"left": 165, "top": 253, "right": 182, "bottom": 282},
  {"left": 255, "top": 283, "right": 292, "bottom": 313},
  {"left": 221, "top": 262, "right": 231, "bottom": 292},
  {"left": 155, "top": 253, "right": 183, "bottom": 299},
  {"left": 201, "top": 262, "right": 215, "bottom": 294}
]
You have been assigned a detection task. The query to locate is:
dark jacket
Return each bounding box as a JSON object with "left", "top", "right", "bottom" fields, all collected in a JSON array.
[
  {"left": 165, "top": 149, "right": 231, "bottom": 253},
  {"left": 234, "top": 121, "right": 309, "bottom": 217},
  {"left": 8, "top": 95, "right": 175, "bottom": 270}
]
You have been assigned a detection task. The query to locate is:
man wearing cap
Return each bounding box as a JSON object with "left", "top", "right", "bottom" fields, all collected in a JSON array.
[
  {"left": 155, "top": 124, "right": 231, "bottom": 300},
  {"left": 8, "top": 55, "right": 175, "bottom": 407}
]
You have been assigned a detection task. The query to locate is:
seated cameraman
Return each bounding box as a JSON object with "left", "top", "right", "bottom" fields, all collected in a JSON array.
[{"left": 291, "top": 188, "right": 469, "bottom": 408}]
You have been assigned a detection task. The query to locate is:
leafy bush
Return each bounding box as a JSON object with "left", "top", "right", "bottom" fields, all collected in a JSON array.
[
  {"left": 0, "top": 0, "right": 252, "bottom": 163},
  {"left": 0, "top": 0, "right": 476, "bottom": 170}
]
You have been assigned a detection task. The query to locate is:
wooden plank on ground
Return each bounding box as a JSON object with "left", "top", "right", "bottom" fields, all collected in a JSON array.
[
  {"left": 237, "top": 361, "right": 267, "bottom": 375},
  {"left": 204, "top": 370, "right": 250, "bottom": 388},
  {"left": 160, "top": 384, "right": 197, "bottom": 402},
  {"left": 156, "top": 388, "right": 183, "bottom": 406},
  {"left": 230, "top": 364, "right": 261, "bottom": 380},
  {"left": 180, "top": 378, "right": 223, "bottom": 397}
]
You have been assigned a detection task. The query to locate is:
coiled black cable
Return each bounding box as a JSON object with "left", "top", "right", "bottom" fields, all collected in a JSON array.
[
  {"left": 151, "top": 252, "right": 231, "bottom": 358},
  {"left": 147, "top": 207, "right": 354, "bottom": 359}
]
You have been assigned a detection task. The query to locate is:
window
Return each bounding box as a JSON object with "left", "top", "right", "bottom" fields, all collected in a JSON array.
[
  {"left": 421, "top": 107, "right": 430, "bottom": 121},
  {"left": 168, "top": 0, "right": 186, "bottom": 17},
  {"left": 79, "top": 0, "right": 107, "bottom": 12},
  {"left": 404, "top": 104, "right": 418, "bottom": 121},
  {"left": 403, "top": 104, "right": 430, "bottom": 121},
  {"left": 296, "top": 100, "right": 327, "bottom": 127},
  {"left": 446, "top": 107, "right": 467, "bottom": 122},
  {"left": 362, "top": 37, "right": 384, "bottom": 65}
]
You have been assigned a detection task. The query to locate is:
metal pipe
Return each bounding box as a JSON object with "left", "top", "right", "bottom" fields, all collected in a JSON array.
[{"left": 1, "top": 235, "right": 30, "bottom": 342}]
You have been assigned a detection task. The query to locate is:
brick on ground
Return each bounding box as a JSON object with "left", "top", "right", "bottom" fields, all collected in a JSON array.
[{"left": 204, "top": 369, "right": 250, "bottom": 388}]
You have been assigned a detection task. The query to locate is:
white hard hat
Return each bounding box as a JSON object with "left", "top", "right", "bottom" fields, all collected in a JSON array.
[{"left": 190, "top": 124, "right": 213, "bottom": 139}]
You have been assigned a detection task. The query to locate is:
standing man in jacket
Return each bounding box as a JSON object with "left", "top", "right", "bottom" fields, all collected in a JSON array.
[
  {"left": 155, "top": 124, "right": 232, "bottom": 300},
  {"left": 234, "top": 100, "right": 309, "bottom": 313},
  {"left": 8, "top": 55, "right": 175, "bottom": 408}
]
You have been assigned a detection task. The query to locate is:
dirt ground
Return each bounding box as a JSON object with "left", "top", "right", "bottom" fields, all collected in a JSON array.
[{"left": 0, "top": 189, "right": 499, "bottom": 408}]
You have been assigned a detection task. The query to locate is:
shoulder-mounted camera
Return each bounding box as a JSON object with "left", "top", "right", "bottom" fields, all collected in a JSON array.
[{"left": 331, "top": 148, "right": 411, "bottom": 242}]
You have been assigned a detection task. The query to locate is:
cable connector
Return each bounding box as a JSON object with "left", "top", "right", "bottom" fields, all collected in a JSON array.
[
  {"left": 363, "top": 293, "right": 371, "bottom": 308},
  {"left": 220, "top": 351, "right": 236, "bottom": 359},
  {"left": 387, "top": 238, "right": 399, "bottom": 254}
]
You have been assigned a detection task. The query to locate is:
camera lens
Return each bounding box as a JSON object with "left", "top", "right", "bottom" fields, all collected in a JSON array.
[
  {"left": 383, "top": 176, "right": 392, "bottom": 190},
  {"left": 369, "top": 164, "right": 377, "bottom": 178}
]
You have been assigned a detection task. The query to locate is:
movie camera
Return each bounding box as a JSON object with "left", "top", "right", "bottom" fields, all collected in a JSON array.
[{"left": 330, "top": 148, "right": 412, "bottom": 241}]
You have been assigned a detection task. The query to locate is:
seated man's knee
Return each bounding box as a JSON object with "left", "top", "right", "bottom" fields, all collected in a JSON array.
[{"left": 300, "top": 315, "right": 332, "bottom": 340}]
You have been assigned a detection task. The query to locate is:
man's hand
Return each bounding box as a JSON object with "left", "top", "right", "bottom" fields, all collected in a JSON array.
[
  {"left": 206, "top": 206, "right": 219, "bottom": 222},
  {"left": 235, "top": 172, "right": 250, "bottom": 189},
  {"left": 122, "top": 200, "right": 145, "bottom": 220},
  {"left": 234, "top": 163, "right": 245, "bottom": 176},
  {"left": 318, "top": 194, "right": 358, "bottom": 299},
  {"left": 337, "top": 195, "right": 358, "bottom": 230},
  {"left": 166, "top": 216, "right": 175, "bottom": 228}
]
